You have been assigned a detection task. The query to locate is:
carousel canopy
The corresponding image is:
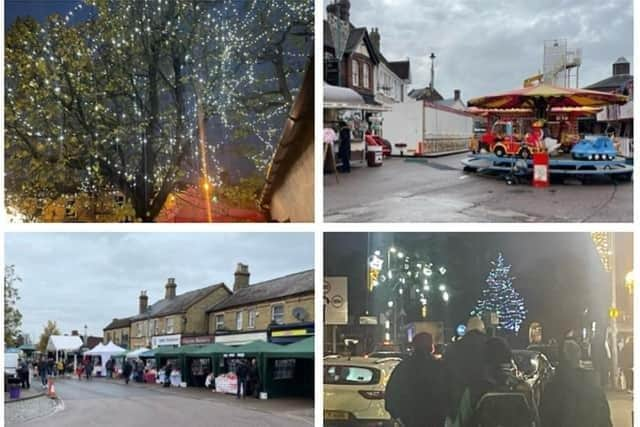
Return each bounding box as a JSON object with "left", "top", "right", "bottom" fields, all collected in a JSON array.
[
  {"left": 47, "top": 335, "right": 83, "bottom": 352},
  {"left": 468, "top": 84, "right": 628, "bottom": 110}
]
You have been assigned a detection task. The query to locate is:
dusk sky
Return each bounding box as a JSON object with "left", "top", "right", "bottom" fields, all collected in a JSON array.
[
  {"left": 5, "top": 233, "right": 314, "bottom": 343},
  {"left": 325, "top": 0, "right": 633, "bottom": 100}
]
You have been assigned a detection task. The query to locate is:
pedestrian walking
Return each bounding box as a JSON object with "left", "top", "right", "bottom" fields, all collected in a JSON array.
[
  {"left": 122, "top": 360, "right": 132, "bottom": 385},
  {"left": 385, "top": 332, "right": 447, "bottom": 427},
  {"left": 235, "top": 360, "right": 249, "bottom": 398},
  {"left": 619, "top": 336, "right": 633, "bottom": 392},
  {"left": 163, "top": 363, "right": 172, "bottom": 387},
  {"left": 18, "top": 358, "right": 29, "bottom": 389},
  {"left": 47, "top": 358, "right": 54, "bottom": 377},
  {"left": 105, "top": 359, "right": 112, "bottom": 378},
  {"left": 338, "top": 121, "right": 351, "bottom": 173},
  {"left": 85, "top": 359, "right": 93, "bottom": 380},
  {"left": 444, "top": 316, "right": 489, "bottom": 417},
  {"left": 76, "top": 362, "right": 84, "bottom": 381},
  {"left": 38, "top": 357, "right": 48, "bottom": 388},
  {"left": 248, "top": 359, "right": 260, "bottom": 398},
  {"left": 539, "top": 340, "right": 613, "bottom": 427}
]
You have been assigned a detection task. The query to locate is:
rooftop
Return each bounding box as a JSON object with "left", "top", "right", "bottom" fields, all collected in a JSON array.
[
  {"left": 207, "top": 269, "right": 314, "bottom": 313},
  {"left": 131, "top": 282, "right": 230, "bottom": 320}
]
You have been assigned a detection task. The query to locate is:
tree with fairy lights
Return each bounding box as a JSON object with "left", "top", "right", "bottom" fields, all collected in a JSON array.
[
  {"left": 5, "top": 0, "right": 313, "bottom": 222},
  {"left": 471, "top": 253, "right": 527, "bottom": 333}
]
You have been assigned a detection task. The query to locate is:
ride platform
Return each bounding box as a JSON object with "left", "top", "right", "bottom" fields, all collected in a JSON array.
[{"left": 461, "top": 153, "right": 633, "bottom": 181}]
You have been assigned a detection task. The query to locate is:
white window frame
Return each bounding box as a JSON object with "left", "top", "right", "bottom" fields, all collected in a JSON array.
[
  {"left": 271, "top": 304, "right": 285, "bottom": 325},
  {"left": 352, "top": 59, "right": 359, "bottom": 87},
  {"left": 363, "top": 64, "right": 369, "bottom": 89},
  {"left": 166, "top": 317, "right": 174, "bottom": 334},
  {"left": 215, "top": 314, "right": 225, "bottom": 330},
  {"left": 248, "top": 308, "right": 256, "bottom": 329},
  {"left": 236, "top": 311, "right": 243, "bottom": 331}
]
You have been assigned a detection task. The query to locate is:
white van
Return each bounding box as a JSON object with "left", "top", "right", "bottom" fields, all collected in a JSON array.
[{"left": 4, "top": 352, "right": 19, "bottom": 378}]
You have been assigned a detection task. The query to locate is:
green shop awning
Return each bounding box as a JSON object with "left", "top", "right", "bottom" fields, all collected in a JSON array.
[
  {"left": 224, "top": 340, "right": 282, "bottom": 357},
  {"left": 265, "top": 337, "right": 314, "bottom": 359},
  {"left": 154, "top": 344, "right": 205, "bottom": 358},
  {"left": 183, "top": 343, "right": 234, "bottom": 357}
]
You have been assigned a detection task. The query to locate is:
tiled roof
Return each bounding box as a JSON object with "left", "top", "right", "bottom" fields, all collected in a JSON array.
[
  {"left": 104, "top": 317, "right": 133, "bottom": 330},
  {"left": 206, "top": 270, "right": 314, "bottom": 313},
  {"left": 584, "top": 74, "right": 633, "bottom": 92},
  {"left": 131, "top": 283, "right": 229, "bottom": 320},
  {"left": 408, "top": 86, "right": 444, "bottom": 101},
  {"left": 388, "top": 61, "right": 410, "bottom": 80}
]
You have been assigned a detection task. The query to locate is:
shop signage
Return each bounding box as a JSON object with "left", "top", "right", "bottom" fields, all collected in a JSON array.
[
  {"left": 215, "top": 332, "right": 267, "bottom": 345},
  {"left": 181, "top": 335, "right": 214, "bottom": 345},
  {"left": 151, "top": 334, "right": 181, "bottom": 348},
  {"left": 324, "top": 276, "right": 348, "bottom": 325},
  {"left": 271, "top": 329, "right": 311, "bottom": 338}
]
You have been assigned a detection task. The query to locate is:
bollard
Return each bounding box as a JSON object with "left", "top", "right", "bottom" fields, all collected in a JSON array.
[{"left": 47, "top": 378, "right": 57, "bottom": 399}]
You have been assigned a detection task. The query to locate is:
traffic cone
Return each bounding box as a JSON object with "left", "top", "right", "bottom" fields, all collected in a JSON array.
[{"left": 47, "top": 378, "right": 57, "bottom": 399}]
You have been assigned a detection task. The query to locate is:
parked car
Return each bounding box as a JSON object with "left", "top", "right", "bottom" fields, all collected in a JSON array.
[
  {"left": 512, "top": 349, "right": 555, "bottom": 406},
  {"left": 571, "top": 136, "right": 618, "bottom": 161},
  {"left": 324, "top": 356, "right": 402, "bottom": 426},
  {"left": 4, "top": 352, "right": 19, "bottom": 391}
]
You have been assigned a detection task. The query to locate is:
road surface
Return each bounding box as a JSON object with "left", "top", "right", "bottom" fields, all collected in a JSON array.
[
  {"left": 17, "top": 379, "right": 313, "bottom": 427},
  {"left": 324, "top": 154, "right": 632, "bottom": 222}
]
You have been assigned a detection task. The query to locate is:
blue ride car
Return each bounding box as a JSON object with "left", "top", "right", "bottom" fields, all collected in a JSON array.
[{"left": 571, "top": 136, "right": 618, "bottom": 161}]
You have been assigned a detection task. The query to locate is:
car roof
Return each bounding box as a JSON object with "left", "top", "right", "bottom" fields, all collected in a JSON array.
[{"left": 324, "top": 356, "right": 401, "bottom": 367}]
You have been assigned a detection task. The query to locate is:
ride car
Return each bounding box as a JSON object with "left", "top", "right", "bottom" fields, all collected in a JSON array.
[
  {"left": 324, "top": 356, "right": 401, "bottom": 426},
  {"left": 571, "top": 136, "right": 618, "bottom": 161}
]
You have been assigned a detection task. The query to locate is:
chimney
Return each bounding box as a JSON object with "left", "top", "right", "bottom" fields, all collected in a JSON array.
[
  {"left": 370, "top": 28, "right": 380, "bottom": 53},
  {"left": 165, "top": 278, "right": 177, "bottom": 299},
  {"left": 139, "top": 290, "right": 148, "bottom": 314},
  {"left": 613, "top": 57, "right": 630, "bottom": 76},
  {"left": 234, "top": 263, "right": 250, "bottom": 291},
  {"left": 454, "top": 89, "right": 461, "bottom": 101},
  {"left": 327, "top": 0, "right": 351, "bottom": 22}
]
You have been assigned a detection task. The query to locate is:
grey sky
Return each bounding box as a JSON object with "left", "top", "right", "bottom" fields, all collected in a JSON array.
[
  {"left": 5, "top": 233, "right": 314, "bottom": 343},
  {"left": 326, "top": 0, "right": 633, "bottom": 100}
]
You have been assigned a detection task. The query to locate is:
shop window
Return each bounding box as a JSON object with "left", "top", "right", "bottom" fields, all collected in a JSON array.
[
  {"left": 248, "top": 309, "right": 256, "bottom": 329},
  {"left": 271, "top": 304, "right": 284, "bottom": 325},
  {"left": 236, "top": 311, "right": 243, "bottom": 330},
  {"left": 166, "top": 317, "right": 174, "bottom": 334},
  {"left": 273, "top": 359, "right": 296, "bottom": 380},
  {"left": 351, "top": 59, "right": 359, "bottom": 87},
  {"left": 215, "top": 314, "right": 224, "bottom": 330}
]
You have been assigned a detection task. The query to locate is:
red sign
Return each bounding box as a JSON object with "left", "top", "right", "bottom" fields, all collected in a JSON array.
[{"left": 181, "top": 336, "right": 214, "bottom": 345}]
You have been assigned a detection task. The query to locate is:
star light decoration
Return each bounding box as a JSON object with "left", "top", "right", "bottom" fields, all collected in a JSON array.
[
  {"left": 471, "top": 253, "right": 527, "bottom": 333},
  {"left": 368, "top": 246, "right": 449, "bottom": 319},
  {"left": 5, "top": 0, "right": 313, "bottom": 220}
]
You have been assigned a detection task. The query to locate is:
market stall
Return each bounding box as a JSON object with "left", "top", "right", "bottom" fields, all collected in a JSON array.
[
  {"left": 182, "top": 343, "right": 233, "bottom": 387},
  {"left": 154, "top": 344, "right": 205, "bottom": 386},
  {"left": 46, "top": 335, "right": 83, "bottom": 373},
  {"left": 263, "top": 337, "right": 314, "bottom": 398},
  {"left": 83, "top": 341, "right": 126, "bottom": 377}
]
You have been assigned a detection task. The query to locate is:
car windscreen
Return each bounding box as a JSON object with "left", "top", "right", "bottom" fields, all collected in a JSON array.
[{"left": 324, "top": 365, "right": 380, "bottom": 385}]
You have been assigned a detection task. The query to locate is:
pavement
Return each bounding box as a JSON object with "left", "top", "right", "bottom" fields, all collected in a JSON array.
[
  {"left": 10, "top": 378, "right": 313, "bottom": 427},
  {"left": 324, "top": 154, "right": 633, "bottom": 222},
  {"left": 608, "top": 390, "right": 633, "bottom": 427}
]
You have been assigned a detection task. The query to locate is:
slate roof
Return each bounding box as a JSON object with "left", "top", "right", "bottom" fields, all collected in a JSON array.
[
  {"left": 131, "top": 283, "right": 230, "bottom": 320},
  {"left": 388, "top": 61, "right": 410, "bottom": 81},
  {"left": 408, "top": 86, "right": 444, "bottom": 101},
  {"left": 584, "top": 74, "right": 633, "bottom": 92},
  {"left": 104, "top": 317, "right": 133, "bottom": 331},
  {"left": 324, "top": 21, "right": 379, "bottom": 64},
  {"left": 206, "top": 270, "right": 314, "bottom": 313}
]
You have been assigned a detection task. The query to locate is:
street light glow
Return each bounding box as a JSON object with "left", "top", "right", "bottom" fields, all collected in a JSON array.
[
  {"left": 443, "top": 291, "right": 450, "bottom": 302},
  {"left": 439, "top": 284, "right": 446, "bottom": 292}
]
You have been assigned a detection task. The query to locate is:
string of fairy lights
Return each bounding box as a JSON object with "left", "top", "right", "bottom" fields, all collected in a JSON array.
[{"left": 5, "top": 0, "right": 313, "bottom": 217}]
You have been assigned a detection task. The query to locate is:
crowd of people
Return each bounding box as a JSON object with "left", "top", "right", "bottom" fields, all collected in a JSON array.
[{"left": 384, "top": 317, "right": 614, "bottom": 427}]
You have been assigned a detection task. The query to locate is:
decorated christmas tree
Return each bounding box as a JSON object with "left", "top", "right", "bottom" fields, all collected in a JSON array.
[{"left": 471, "top": 253, "right": 527, "bottom": 332}]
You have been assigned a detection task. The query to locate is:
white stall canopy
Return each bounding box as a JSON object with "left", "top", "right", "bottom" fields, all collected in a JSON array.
[
  {"left": 46, "top": 335, "right": 84, "bottom": 371},
  {"left": 125, "top": 347, "right": 150, "bottom": 359},
  {"left": 324, "top": 84, "right": 389, "bottom": 112},
  {"left": 84, "top": 341, "right": 126, "bottom": 376}
]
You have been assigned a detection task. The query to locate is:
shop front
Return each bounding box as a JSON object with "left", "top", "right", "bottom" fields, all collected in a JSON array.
[
  {"left": 151, "top": 334, "right": 181, "bottom": 348},
  {"left": 214, "top": 331, "right": 268, "bottom": 346},
  {"left": 268, "top": 322, "right": 314, "bottom": 344}
]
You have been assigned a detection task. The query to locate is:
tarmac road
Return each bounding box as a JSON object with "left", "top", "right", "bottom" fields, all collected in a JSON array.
[
  {"left": 17, "top": 379, "right": 313, "bottom": 427},
  {"left": 324, "top": 154, "right": 633, "bottom": 222}
]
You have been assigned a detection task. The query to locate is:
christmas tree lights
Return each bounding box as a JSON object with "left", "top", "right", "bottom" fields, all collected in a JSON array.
[{"left": 471, "top": 253, "right": 527, "bottom": 333}]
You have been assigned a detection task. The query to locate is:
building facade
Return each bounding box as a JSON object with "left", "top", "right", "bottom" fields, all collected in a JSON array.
[
  {"left": 125, "top": 279, "right": 231, "bottom": 349},
  {"left": 103, "top": 318, "right": 132, "bottom": 349},
  {"left": 207, "top": 266, "right": 314, "bottom": 345}
]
